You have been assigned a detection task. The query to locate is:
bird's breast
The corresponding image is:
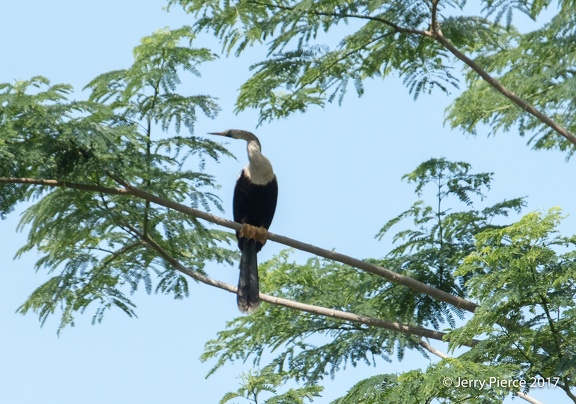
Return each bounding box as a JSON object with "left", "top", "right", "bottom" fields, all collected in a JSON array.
[{"left": 244, "top": 164, "right": 275, "bottom": 185}]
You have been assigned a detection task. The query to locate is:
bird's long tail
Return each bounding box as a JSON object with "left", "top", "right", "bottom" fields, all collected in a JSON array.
[{"left": 237, "top": 238, "right": 260, "bottom": 313}]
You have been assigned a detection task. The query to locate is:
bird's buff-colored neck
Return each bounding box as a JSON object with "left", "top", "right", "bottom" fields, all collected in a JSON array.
[{"left": 245, "top": 139, "right": 275, "bottom": 185}]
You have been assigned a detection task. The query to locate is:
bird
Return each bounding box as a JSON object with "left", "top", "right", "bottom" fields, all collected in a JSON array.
[{"left": 208, "top": 129, "right": 278, "bottom": 313}]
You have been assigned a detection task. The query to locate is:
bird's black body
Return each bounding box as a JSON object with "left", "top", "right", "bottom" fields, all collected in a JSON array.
[
  {"left": 233, "top": 170, "right": 278, "bottom": 244},
  {"left": 209, "top": 129, "right": 278, "bottom": 313},
  {"left": 233, "top": 170, "right": 278, "bottom": 312}
]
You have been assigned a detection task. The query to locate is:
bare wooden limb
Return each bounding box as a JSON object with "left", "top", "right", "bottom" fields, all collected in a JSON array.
[
  {"left": 113, "top": 177, "right": 480, "bottom": 313},
  {"left": 1, "top": 176, "right": 479, "bottom": 313},
  {"left": 432, "top": 31, "right": 576, "bottom": 147},
  {"left": 245, "top": 1, "right": 576, "bottom": 147},
  {"left": 418, "top": 339, "right": 448, "bottom": 359},
  {"left": 141, "top": 232, "right": 475, "bottom": 345}
]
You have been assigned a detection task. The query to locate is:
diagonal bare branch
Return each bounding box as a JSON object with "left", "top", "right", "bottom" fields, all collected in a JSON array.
[
  {"left": 0, "top": 175, "right": 479, "bottom": 314},
  {"left": 432, "top": 31, "right": 576, "bottom": 147},
  {"left": 142, "top": 231, "right": 469, "bottom": 345},
  {"left": 246, "top": 0, "right": 576, "bottom": 147},
  {"left": 115, "top": 177, "right": 480, "bottom": 313}
]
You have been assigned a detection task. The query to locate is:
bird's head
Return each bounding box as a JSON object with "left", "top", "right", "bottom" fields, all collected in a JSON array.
[{"left": 208, "top": 129, "right": 262, "bottom": 149}]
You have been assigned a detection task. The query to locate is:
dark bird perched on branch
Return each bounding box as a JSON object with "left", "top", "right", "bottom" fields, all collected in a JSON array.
[{"left": 209, "top": 129, "right": 278, "bottom": 313}]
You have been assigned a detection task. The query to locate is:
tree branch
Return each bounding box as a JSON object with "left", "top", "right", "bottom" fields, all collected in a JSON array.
[
  {"left": 0, "top": 177, "right": 130, "bottom": 195},
  {"left": 0, "top": 178, "right": 546, "bottom": 402},
  {"left": 517, "top": 392, "right": 544, "bottom": 404},
  {"left": 432, "top": 31, "right": 576, "bottom": 147},
  {"left": 1, "top": 176, "right": 478, "bottom": 312},
  {"left": 417, "top": 338, "right": 448, "bottom": 359},
  {"left": 248, "top": 1, "right": 428, "bottom": 36},
  {"left": 112, "top": 175, "right": 480, "bottom": 314},
  {"left": 248, "top": 0, "right": 576, "bottom": 147},
  {"left": 141, "top": 232, "right": 474, "bottom": 345}
]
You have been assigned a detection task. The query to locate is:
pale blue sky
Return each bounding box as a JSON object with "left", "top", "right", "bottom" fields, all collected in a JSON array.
[{"left": 0, "top": 1, "right": 574, "bottom": 403}]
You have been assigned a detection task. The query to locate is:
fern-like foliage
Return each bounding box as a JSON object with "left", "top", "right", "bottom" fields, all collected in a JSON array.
[
  {"left": 330, "top": 374, "right": 398, "bottom": 404},
  {"left": 447, "top": 6, "right": 576, "bottom": 155},
  {"left": 333, "top": 205, "right": 576, "bottom": 403},
  {"left": 164, "top": 1, "right": 436, "bottom": 122},
  {"left": 374, "top": 158, "right": 525, "bottom": 330},
  {"left": 202, "top": 251, "right": 422, "bottom": 387},
  {"left": 198, "top": 158, "right": 575, "bottom": 402},
  {"left": 1, "top": 27, "right": 238, "bottom": 332},
  {"left": 451, "top": 208, "right": 576, "bottom": 393},
  {"left": 219, "top": 367, "right": 323, "bottom": 403},
  {"left": 168, "top": 0, "right": 576, "bottom": 158},
  {"left": 376, "top": 359, "right": 517, "bottom": 403},
  {"left": 166, "top": 0, "right": 558, "bottom": 124}
]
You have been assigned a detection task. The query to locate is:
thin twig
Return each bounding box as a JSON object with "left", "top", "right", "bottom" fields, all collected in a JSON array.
[
  {"left": 418, "top": 339, "right": 448, "bottom": 359},
  {"left": 0, "top": 177, "right": 129, "bottom": 195},
  {"left": 248, "top": 0, "right": 428, "bottom": 36}
]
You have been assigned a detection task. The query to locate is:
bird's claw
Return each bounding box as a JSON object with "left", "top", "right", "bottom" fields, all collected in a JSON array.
[{"left": 239, "top": 223, "right": 269, "bottom": 245}]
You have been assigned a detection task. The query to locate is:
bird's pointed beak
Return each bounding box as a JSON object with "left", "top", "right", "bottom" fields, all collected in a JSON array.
[{"left": 208, "top": 131, "right": 226, "bottom": 137}]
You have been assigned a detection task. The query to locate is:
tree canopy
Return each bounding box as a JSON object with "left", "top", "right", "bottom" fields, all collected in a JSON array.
[
  {"left": 1, "top": 27, "right": 236, "bottom": 332},
  {"left": 1, "top": 1, "right": 576, "bottom": 403},
  {"left": 168, "top": 0, "right": 576, "bottom": 152}
]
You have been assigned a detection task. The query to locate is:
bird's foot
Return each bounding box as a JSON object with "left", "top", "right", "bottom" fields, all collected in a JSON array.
[{"left": 239, "top": 223, "right": 269, "bottom": 245}]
